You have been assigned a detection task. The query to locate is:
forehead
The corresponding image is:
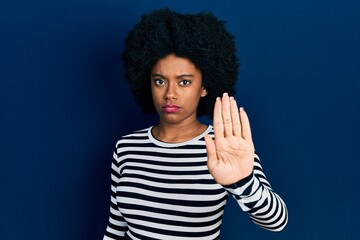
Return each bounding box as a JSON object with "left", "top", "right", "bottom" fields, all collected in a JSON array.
[{"left": 151, "top": 54, "right": 201, "bottom": 76}]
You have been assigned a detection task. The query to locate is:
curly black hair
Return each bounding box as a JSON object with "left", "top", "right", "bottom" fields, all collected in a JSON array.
[{"left": 121, "top": 8, "right": 239, "bottom": 118}]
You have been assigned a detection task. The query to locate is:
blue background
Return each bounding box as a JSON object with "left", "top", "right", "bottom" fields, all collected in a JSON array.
[{"left": 1, "top": 0, "right": 359, "bottom": 239}]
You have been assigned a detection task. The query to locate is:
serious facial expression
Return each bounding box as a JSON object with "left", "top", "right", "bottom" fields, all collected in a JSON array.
[{"left": 150, "top": 54, "right": 207, "bottom": 125}]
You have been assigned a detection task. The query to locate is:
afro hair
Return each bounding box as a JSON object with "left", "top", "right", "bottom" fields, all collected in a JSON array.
[{"left": 121, "top": 8, "right": 239, "bottom": 118}]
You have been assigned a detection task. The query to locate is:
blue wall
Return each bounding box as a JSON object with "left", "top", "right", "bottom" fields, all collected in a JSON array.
[{"left": 1, "top": 0, "right": 359, "bottom": 239}]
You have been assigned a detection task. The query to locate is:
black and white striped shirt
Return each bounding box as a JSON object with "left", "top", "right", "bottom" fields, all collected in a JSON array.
[{"left": 104, "top": 126, "right": 288, "bottom": 239}]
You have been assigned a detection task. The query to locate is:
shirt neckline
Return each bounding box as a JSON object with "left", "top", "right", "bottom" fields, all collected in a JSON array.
[{"left": 148, "top": 125, "right": 212, "bottom": 148}]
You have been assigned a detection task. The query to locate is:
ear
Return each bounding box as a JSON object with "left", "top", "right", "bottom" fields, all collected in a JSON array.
[{"left": 200, "top": 87, "right": 208, "bottom": 97}]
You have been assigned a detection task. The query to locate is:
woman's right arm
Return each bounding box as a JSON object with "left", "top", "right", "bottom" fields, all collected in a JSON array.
[{"left": 103, "top": 151, "right": 128, "bottom": 240}]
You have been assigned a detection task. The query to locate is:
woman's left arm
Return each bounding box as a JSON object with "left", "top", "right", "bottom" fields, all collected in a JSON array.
[{"left": 204, "top": 93, "right": 288, "bottom": 231}]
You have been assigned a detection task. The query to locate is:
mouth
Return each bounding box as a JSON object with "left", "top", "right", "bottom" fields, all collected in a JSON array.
[{"left": 162, "top": 104, "right": 180, "bottom": 113}]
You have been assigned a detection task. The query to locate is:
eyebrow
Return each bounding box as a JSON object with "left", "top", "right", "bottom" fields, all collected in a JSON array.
[{"left": 151, "top": 73, "right": 195, "bottom": 79}]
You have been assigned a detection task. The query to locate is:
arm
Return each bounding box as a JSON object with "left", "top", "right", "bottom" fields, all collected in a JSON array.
[
  {"left": 204, "top": 93, "right": 288, "bottom": 231},
  {"left": 103, "top": 151, "right": 128, "bottom": 240}
]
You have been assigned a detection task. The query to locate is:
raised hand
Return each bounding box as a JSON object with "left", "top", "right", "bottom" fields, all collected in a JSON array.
[{"left": 204, "top": 93, "right": 255, "bottom": 185}]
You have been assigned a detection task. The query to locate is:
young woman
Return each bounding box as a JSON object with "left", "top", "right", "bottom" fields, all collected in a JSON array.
[{"left": 104, "top": 9, "right": 288, "bottom": 240}]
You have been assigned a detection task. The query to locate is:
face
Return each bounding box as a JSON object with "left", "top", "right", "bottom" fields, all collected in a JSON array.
[{"left": 150, "top": 54, "right": 207, "bottom": 125}]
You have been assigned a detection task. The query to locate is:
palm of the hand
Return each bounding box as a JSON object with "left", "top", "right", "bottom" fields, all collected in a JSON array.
[{"left": 205, "top": 94, "right": 255, "bottom": 185}]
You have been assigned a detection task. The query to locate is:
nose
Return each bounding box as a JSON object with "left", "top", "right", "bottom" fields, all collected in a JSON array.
[{"left": 164, "top": 82, "right": 177, "bottom": 100}]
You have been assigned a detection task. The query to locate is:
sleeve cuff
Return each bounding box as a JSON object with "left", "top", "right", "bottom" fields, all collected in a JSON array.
[{"left": 222, "top": 170, "right": 254, "bottom": 190}]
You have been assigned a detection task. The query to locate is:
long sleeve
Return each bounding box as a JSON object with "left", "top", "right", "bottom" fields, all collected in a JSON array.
[
  {"left": 223, "top": 153, "right": 288, "bottom": 231},
  {"left": 103, "top": 151, "right": 128, "bottom": 240}
]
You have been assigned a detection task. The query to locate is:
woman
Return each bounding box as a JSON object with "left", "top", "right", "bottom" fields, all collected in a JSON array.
[{"left": 104, "top": 9, "right": 288, "bottom": 239}]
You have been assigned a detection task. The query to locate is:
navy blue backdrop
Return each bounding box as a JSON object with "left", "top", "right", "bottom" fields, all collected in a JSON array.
[{"left": 1, "top": 0, "right": 359, "bottom": 239}]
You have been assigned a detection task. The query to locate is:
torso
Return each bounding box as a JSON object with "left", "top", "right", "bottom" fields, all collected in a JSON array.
[{"left": 114, "top": 126, "right": 229, "bottom": 239}]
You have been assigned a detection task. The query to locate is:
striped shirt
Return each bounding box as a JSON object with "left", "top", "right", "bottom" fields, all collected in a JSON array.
[{"left": 104, "top": 126, "right": 288, "bottom": 239}]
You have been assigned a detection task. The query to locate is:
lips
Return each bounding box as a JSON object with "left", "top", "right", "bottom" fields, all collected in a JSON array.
[{"left": 162, "top": 104, "right": 180, "bottom": 113}]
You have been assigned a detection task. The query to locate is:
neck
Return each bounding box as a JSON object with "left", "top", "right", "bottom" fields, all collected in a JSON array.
[{"left": 152, "top": 120, "right": 207, "bottom": 143}]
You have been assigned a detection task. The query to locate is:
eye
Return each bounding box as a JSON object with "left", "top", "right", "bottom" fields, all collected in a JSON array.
[
  {"left": 179, "top": 79, "right": 191, "bottom": 86},
  {"left": 153, "top": 79, "right": 165, "bottom": 86}
]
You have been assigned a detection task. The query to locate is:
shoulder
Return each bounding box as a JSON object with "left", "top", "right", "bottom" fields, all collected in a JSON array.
[
  {"left": 208, "top": 125, "right": 214, "bottom": 134},
  {"left": 112, "top": 127, "right": 153, "bottom": 165},
  {"left": 114, "top": 127, "right": 151, "bottom": 149},
  {"left": 206, "top": 125, "right": 214, "bottom": 138}
]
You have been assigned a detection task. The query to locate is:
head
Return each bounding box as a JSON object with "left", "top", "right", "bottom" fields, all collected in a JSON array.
[
  {"left": 121, "top": 8, "right": 239, "bottom": 118},
  {"left": 150, "top": 53, "right": 207, "bottom": 125}
]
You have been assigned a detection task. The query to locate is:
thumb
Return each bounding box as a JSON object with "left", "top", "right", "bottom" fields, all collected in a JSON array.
[{"left": 204, "top": 135, "right": 217, "bottom": 172}]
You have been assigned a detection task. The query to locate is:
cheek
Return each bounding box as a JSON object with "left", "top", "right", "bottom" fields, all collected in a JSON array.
[
  {"left": 151, "top": 88, "right": 162, "bottom": 107},
  {"left": 150, "top": 85, "right": 157, "bottom": 98}
]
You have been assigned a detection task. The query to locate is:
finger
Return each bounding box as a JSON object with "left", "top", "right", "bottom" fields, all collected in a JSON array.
[
  {"left": 240, "top": 107, "right": 252, "bottom": 140},
  {"left": 221, "top": 93, "right": 232, "bottom": 137},
  {"left": 230, "top": 97, "right": 241, "bottom": 136},
  {"left": 204, "top": 135, "right": 217, "bottom": 172},
  {"left": 213, "top": 97, "right": 224, "bottom": 139}
]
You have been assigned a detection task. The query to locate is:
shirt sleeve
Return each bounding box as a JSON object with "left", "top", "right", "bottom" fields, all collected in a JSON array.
[
  {"left": 223, "top": 153, "right": 288, "bottom": 232},
  {"left": 103, "top": 151, "right": 128, "bottom": 240}
]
